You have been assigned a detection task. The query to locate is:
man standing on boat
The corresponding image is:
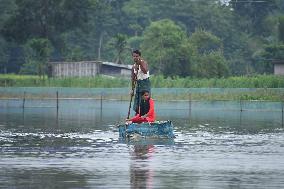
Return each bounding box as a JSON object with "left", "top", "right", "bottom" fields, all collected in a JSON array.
[{"left": 131, "top": 49, "right": 151, "bottom": 114}]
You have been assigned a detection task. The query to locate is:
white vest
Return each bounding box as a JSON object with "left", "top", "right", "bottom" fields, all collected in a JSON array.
[{"left": 134, "top": 65, "right": 150, "bottom": 80}]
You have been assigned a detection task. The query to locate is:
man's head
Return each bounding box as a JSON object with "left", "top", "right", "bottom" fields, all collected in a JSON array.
[
  {"left": 132, "top": 50, "right": 141, "bottom": 63},
  {"left": 132, "top": 49, "right": 141, "bottom": 56}
]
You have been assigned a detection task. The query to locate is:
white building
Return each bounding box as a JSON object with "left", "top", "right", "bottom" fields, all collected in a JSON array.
[
  {"left": 273, "top": 61, "right": 284, "bottom": 75},
  {"left": 49, "top": 61, "right": 132, "bottom": 77}
]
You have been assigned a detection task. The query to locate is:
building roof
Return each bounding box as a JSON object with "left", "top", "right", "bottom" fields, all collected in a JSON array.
[
  {"left": 49, "top": 61, "right": 101, "bottom": 64},
  {"left": 49, "top": 60, "right": 132, "bottom": 69},
  {"left": 272, "top": 60, "right": 284, "bottom": 64},
  {"left": 102, "top": 61, "right": 132, "bottom": 69}
]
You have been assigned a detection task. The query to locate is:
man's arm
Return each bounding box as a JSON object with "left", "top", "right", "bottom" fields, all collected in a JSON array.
[
  {"left": 137, "top": 59, "right": 148, "bottom": 74},
  {"left": 126, "top": 113, "right": 140, "bottom": 121},
  {"left": 131, "top": 64, "right": 138, "bottom": 89}
]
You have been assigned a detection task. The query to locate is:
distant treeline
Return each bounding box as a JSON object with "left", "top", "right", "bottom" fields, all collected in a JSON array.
[
  {"left": 0, "top": 0, "right": 284, "bottom": 79},
  {"left": 1, "top": 74, "right": 284, "bottom": 88}
]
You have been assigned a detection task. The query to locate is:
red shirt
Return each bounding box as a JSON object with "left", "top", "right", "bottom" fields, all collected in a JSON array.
[{"left": 130, "top": 98, "right": 156, "bottom": 123}]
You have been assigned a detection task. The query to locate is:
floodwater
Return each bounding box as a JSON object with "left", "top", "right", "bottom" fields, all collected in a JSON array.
[{"left": 0, "top": 100, "right": 284, "bottom": 189}]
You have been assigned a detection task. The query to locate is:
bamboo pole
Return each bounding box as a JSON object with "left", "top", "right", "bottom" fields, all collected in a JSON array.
[
  {"left": 56, "top": 91, "right": 59, "bottom": 111},
  {"left": 22, "top": 91, "right": 26, "bottom": 109},
  {"left": 189, "top": 93, "right": 192, "bottom": 117},
  {"left": 281, "top": 101, "right": 284, "bottom": 128},
  {"left": 100, "top": 92, "right": 103, "bottom": 111}
]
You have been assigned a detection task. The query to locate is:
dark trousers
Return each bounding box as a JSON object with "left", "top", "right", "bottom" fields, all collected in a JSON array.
[{"left": 133, "top": 78, "right": 151, "bottom": 113}]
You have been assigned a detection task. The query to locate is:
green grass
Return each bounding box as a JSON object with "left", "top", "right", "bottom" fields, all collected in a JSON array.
[
  {"left": 0, "top": 74, "right": 130, "bottom": 88},
  {"left": 151, "top": 90, "right": 284, "bottom": 101},
  {"left": 1, "top": 74, "right": 284, "bottom": 101},
  {"left": 1, "top": 74, "right": 284, "bottom": 88},
  {"left": 151, "top": 75, "right": 284, "bottom": 88}
]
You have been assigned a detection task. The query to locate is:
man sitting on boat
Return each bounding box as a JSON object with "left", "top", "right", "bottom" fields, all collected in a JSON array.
[{"left": 126, "top": 90, "right": 156, "bottom": 124}]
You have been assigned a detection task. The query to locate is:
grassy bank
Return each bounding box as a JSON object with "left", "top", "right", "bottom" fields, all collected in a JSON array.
[
  {"left": 152, "top": 89, "right": 284, "bottom": 101},
  {"left": 1, "top": 74, "right": 284, "bottom": 88},
  {"left": 0, "top": 74, "right": 283, "bottom": 101},
  {"left": 0, "top": 74, "right": 129, "bottom": 88},
  {"left": 0, "top": 87, "right": 283, "bottom": 101}
]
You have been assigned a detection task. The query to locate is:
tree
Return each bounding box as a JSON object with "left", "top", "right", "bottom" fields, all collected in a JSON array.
[
  {"left": 189, "top": 30, "right": 229, "bottom": 78},
  {"left": 189, "top": 29, "right": 223, "bottom": 54},
  {"left": 122, "top": 0, "right": 151, "bottom": 36},
  {"left": 279, "top": 15, "right": 284, "bottom": 43},
  {"left": 141, "top": 19, "right": 193, "bottom": 76},
  {"left": 128, "top": 36, "right": 144, "bottom": 51},
  {"left": 113, "top": 34, "right": 128, "bottom": 64},
  {"left": 88, "top": 0, "right": 115, "bottom": 60},
  {"left": 0, "top": 37, "right": 9, "bottom": 73},
  {"left": 88, "top": 0, "right": 130, "bottom": 60},
  {"left": 192, "top": 51, "right": 229, "bottom": 78},
  {"left": 22, "top": 38, "right": 52, "bottom": 78},
  {"left": 1, "top": 0, "right": 283, "bottom": 76},
  {"left": 3, "top": 0, "right": 91, "bottom": 57},
  {"left": 0, "top": 0, "right": 17, "bottom": 73},
  {"left": 230, "top": 0, "right": 279, "bottom": 35},
  {"left": 253, "top": 44, "right": 284, "bottom": 74},
  {"left": 262, "top": 45, "right": 284, "bottom": 60}
]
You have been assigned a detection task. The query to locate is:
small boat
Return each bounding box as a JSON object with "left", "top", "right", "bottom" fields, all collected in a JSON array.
[{"left": 118, "top": 120, "right": 175, "bottom": 139}]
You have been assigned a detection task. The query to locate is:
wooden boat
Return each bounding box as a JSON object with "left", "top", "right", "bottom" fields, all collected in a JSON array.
[{"left": 118, "top": 120, "right": 175, "bottom": 139}]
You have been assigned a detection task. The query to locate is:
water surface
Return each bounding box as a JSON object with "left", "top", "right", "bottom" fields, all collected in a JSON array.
[{"left": 0, "top": 100, "right": 283, "bottom": 188}]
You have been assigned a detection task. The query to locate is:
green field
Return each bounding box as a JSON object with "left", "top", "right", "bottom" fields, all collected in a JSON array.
[
  {"left": 1, "top": 74, "right": 284, "bottom": 88},
  {"left": 1, "top": 74, "right": 284, "bottom": 101}
]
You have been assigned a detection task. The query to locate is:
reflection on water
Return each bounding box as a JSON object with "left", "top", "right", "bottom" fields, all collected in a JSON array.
[
  {"left": 0, "top": 100, "right": 284, "bottom": 188},
  {"left": 130, "top": 145, "right": 155, "bottom": 189}
]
